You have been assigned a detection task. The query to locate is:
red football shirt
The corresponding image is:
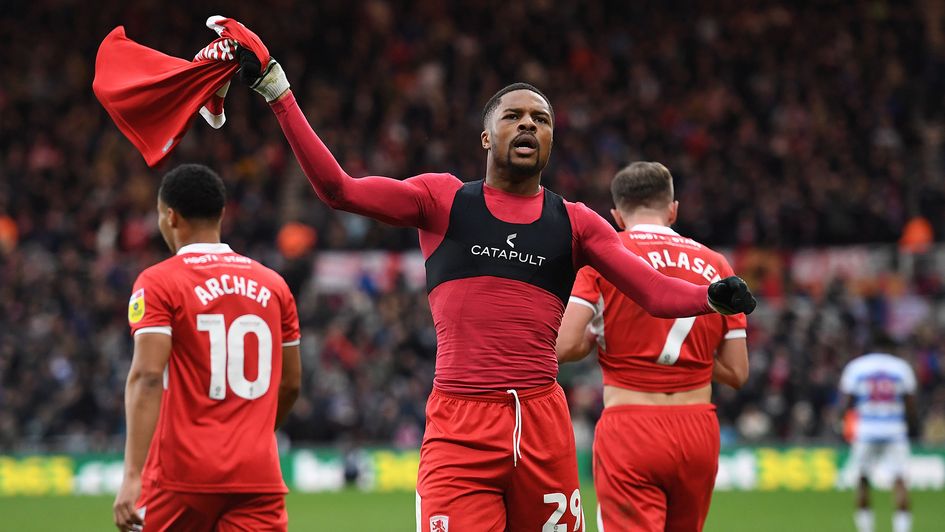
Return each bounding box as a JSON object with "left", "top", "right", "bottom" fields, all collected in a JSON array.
[
  {"left": 270, "top": 93, "right": 716, "bottom": 393},
  {"left": 128, "top": 243, "right": 300, "bottom": 493},
  {"left": 93, "top": 17, "right": 269, "bottom": 167},
  {"left": 570, "top": 225, "right": 747, "bottom": 392}
]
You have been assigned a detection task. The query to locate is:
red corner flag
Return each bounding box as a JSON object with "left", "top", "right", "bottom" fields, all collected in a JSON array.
[{"left": 92, "top": 17, "right": 269, "bottom": 167}]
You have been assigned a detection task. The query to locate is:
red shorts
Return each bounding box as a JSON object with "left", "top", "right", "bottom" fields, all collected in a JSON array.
[
  {"left": 136, "top": 486, "right": 287, "bottom": 531},
  {"left": 417, "top": 382, "right": 585, "bottom": 532},
  {"left": 593, "top": 404, "right": 719, "bottom": 532}
]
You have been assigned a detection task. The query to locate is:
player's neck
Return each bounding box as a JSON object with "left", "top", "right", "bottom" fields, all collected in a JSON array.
[
  {"left": 622, "top": 213, "right": 669, "bottom": 229},
  {"left": 174, "top": 229, "right": 222, "bottom": 251},
  {"left": 484, "top": 171, "right": 541, "bottom": 196}
]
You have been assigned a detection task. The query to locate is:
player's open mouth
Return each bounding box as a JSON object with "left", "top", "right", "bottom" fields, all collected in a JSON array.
[{"left": 512, "top": 135, "right": 538, "bottom": 156}]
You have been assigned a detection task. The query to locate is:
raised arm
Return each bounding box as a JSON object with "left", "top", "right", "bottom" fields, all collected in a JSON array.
[
  {"left": 269, "top": 91, "right": 434, "bottom": 227},
  {"left": 572, "top": 204, "right": 714, "bottom": 318}
]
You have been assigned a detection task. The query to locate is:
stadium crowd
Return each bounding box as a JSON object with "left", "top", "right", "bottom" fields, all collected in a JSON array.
[{"left": 1, "top": 0, "right": 945, "bottom": 452}]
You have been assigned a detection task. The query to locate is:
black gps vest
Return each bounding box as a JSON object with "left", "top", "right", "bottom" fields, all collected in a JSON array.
[{"left": 425, "top": 180, "right": 576, "bottom": 304}]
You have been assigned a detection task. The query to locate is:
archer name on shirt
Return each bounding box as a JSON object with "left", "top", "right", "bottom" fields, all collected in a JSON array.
[{"left": 194, "top": 274, "right": 272, "bottom": 307}]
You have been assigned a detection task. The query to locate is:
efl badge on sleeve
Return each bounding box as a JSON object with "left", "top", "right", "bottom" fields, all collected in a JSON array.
[
  {"left": 430, "top": 516, "right": 448, "bottom": 532},
  {"left": 128, "top": 289, "right": 146, "bottom": 324}
]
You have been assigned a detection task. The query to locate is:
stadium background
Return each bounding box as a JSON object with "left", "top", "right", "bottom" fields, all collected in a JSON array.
[{"left": 2, "top": 0, "right": 945, "bottom": 530}]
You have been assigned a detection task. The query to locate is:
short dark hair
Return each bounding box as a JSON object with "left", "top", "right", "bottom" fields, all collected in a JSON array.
[
  {"left": 611, "top": 162, "right": 674, "bottom": 212},
  {"left": 158, "top": 164, "right": 226, "bottom": 220},
  {"left": 868, "top": 330, "right": 898, "bottom": 353},
  {"left": 481, "top": 82, "right": 554, "bottom": 127}
]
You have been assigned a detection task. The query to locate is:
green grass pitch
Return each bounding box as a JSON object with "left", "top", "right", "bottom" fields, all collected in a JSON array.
[{"left": 0, "top": 489, "right": 940, "bottom": 531}]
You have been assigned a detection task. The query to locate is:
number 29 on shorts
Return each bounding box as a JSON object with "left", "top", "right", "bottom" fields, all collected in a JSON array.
[{"left": 543, "top": 489, "right": 583, "bottom": 532}]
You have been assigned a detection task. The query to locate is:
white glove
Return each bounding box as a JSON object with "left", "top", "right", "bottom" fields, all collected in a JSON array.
[
  {"left": 246, "top": 57, "right": 290, "bottom": 103},
  {"left": 192, "top": 37, "right": 238, "bottom": 128},
  {"left": 205, "top": 15, "right": 290, "bottom": 103}
]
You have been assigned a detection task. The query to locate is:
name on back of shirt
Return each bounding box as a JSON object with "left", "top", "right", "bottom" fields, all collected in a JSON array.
[
  {"left": 643, "top": 249, "right": 721, "bottom": 283},
  {"left": 194, "top": 274, "right": 272, "bottom": 308}
]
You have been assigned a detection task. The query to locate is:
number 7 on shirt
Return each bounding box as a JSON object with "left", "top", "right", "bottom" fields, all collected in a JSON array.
[{"left": 656, "top": 317, "right": 696, "bottom": 366}]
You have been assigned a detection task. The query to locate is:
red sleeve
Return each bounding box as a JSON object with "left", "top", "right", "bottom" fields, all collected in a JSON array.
[
  {"left": 717, "top": 253, "right": 748, "bottom": 337},
  {"left": 570, "top": 266, "right": 601, "bottom": 309},
  {"left": 280, "top": 280, "right": 301, "bottom": 346},
  {"left": 128, "top": 268, "right": 175, "bottom": 337},
  {"left": 568, "top": 202, "right": 713, "bottom": 318},
  {"left": 270, "top": 91, "right": 450, "bottom": 229}
]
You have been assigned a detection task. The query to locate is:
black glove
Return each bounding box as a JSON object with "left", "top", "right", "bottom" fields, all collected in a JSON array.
[
  {"left": 236, "top": 46, "right": 261, "bottom": 84},
  {"left": 708, "top": 276, "right": 756, "bottom": 315},
  {"left": 235, "top": 46, "right": 289, "bottom": 102}
]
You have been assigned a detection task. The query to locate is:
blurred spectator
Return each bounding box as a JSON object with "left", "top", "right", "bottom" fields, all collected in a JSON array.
[
  {"left": 924, "top": 392, "right": 945, "bottom": 445},
  {"left": 2, "top": 0, "right": 945, "bottom": 451}
]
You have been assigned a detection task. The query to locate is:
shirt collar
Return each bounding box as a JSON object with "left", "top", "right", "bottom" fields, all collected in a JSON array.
[
  {"left": 629, "top": 224, "right": 679, "bottom": 236},
  {"left": 176, "top": 243, "right": 233, "bottom": 256},
  {"left": 482, "top": 181, "right": 544, "bottom": 198}
]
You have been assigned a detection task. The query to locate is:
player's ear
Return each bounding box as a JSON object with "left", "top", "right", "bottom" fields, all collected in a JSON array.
[
  {"left": 168, "top": 208, "right": 180, "bottom": 229},
  {"left": 668, "top": 201, "right": 679, "bottom": 225},
  {"left": 610, "top": 208, "right": 626, "bottom": 230},
  {"left": 481, "top": 129, "right": 490, "bottom": 150}
]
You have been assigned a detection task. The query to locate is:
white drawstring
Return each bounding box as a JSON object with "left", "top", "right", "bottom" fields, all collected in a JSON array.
[{"left": 506, "top": 389, "right": 522, "bottom": 467}]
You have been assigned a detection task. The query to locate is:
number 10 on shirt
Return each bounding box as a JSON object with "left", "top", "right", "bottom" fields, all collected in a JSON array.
[{"left": 197, "top": 314, "right": 273, "bottom": 400}]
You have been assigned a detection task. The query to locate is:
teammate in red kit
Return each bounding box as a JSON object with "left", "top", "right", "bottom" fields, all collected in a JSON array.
[
  {"left": 112, "top": 164, "right": 301, "bottom": 532},
  {"left": 232, "top": 41, "right": 754, "bottom": 531},
  {"left": 556, "top": 162, "right": 749, "bottom": 532}
]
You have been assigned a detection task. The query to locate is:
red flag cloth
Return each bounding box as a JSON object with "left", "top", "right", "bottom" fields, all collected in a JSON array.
[{"left": 92, "top": 18, "right": 269, "bottom": 167}]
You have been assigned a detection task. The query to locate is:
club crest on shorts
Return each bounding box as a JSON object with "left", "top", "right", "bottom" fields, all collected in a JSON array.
[
  {"left": 128, "top": 289, "right": 145, "bottom": 324},
  {"left": 430, "top": 515, "right": 449, "bottom": 532}
]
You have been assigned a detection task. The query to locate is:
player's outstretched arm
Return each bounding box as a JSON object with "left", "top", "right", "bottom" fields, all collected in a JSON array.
[
  {"left": 275, "top": 344, "right": 301, "bottom": 430},
  {"left": 237, "top": 49, "right": 430, "bottom": 228},
  {"left": 573, "top": 204, "right": 755, "bottom": 318},
  {"left": 713, "top": 338, "right": 749, "bottom": 389},
  {"left": 114, "top": 333, "right": 171, "bottom": 532}
]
